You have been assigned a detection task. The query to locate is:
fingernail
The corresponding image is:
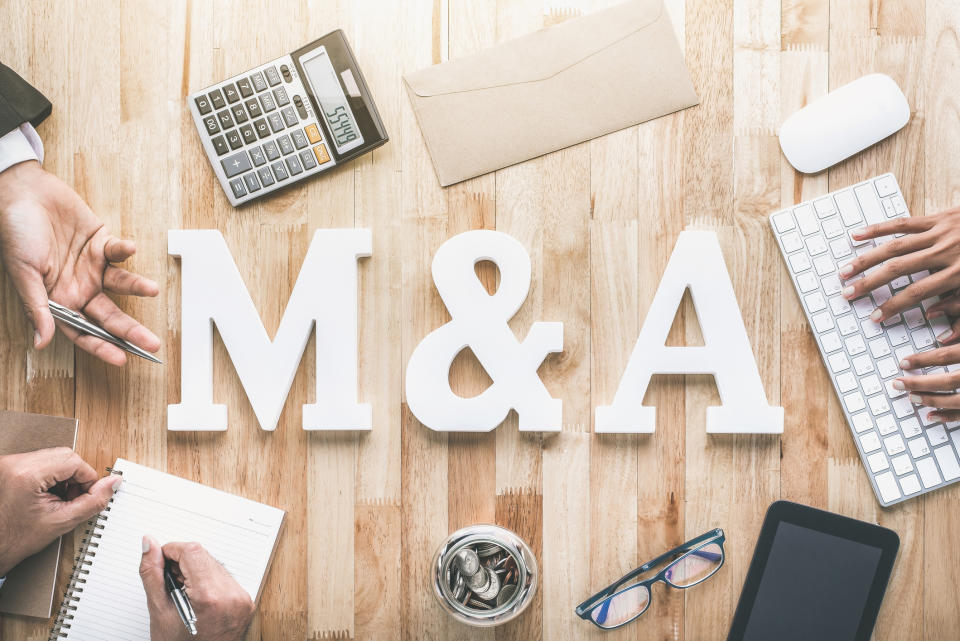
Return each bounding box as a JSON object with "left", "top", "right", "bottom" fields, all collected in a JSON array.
[
  {"left": 929, "top": 413, "right": 942, "bottom": 422},
  {"left": 893, "top": 380, "right": 905, "bottom": 390},
  {"left": 142, "top": 536, "right": 151, "bottom": 554},
  {"left": 900, "top": 359, "right": 911, "bottom": 369},
  {"left": 842, "top": 286, "right": 856, "bottom": 299},
  {"left": 112, "top": 477, "right": 123, "bottom": 493},
  {"left": 938, "top": 330, "right": 953, "bottom": 342},
  {"left": 33, "top": 332, "right": 41, "bottom": 348},
  {"left": 852, "top": 228, "right": 867, "bottom": 237},
  {"left": 870, "top": 309, "right": 883, "bottom": 322},
  {"left": 839, "top": 264, "right": 854, "bottom": 277},
  {"left": 910, "top": 394, "right": 923, "bottom": 405}
]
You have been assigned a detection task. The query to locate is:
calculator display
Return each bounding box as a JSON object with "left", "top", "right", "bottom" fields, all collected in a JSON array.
[{"left": 301, "top": 48, "right": 364, "bottom": 154}]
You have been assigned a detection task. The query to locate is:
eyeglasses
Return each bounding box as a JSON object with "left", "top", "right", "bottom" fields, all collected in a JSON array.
[{"left": 574, "top": 528, "right": 725, "bottom": 630}]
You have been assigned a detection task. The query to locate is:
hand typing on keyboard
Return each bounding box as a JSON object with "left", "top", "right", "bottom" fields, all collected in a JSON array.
[{"left": 839, "top": 207, "right": 960, "bottom": 421}]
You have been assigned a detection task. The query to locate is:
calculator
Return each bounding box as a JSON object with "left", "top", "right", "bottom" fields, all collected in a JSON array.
[{"left": 188, "top": 30, "right": 388, "bottom": 206}]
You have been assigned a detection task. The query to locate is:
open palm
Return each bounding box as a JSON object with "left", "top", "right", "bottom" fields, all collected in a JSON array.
[{"left": 0, "top": 161, "right": 160, "bottom": 365}]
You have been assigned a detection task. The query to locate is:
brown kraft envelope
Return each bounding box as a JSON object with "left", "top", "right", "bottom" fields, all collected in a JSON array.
[
  {"left": 403, "top": 0, "right": 699, "bottom": 187},
  {"left": 0, "top": 410, "right": 78, "bottom": 619}
]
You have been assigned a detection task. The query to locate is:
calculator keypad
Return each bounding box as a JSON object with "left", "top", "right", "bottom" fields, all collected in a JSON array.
[{"left": 190, "top": 55, "right": 336, "bottom": 204}]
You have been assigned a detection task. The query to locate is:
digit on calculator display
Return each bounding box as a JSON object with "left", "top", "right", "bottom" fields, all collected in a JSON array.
[{"left": 300, "top": 47, "right": 365, "bottom": 154}]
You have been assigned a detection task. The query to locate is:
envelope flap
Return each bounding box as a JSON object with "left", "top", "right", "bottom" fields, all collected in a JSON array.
[{"left": 405, "top": 0, "right": 664, "bottom": 97}]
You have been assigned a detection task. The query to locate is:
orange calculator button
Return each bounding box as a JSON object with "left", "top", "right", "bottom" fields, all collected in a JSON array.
[
  {"left": 313, "top": 144, "right": 331, "bottom": 164},
  {"left": 305, "top": 124, "right": 322, "bottom": 144}
]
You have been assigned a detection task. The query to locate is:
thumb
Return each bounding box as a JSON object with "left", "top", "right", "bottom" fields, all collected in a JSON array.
[
  {"left": 13, "top": 271, "right": 55, "bottom": 349},
  {"left": 55, "top": 475, "right": 119, "bottom": 530},
  {"left": 139, "top": 536, "right": 168, "bottom": 605}
]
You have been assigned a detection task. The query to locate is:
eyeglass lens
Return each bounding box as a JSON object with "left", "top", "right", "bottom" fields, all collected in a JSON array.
[
  {"left": 590, "top": 583, "right": 650, "bottom": 629},
  {"left": 664, "top": 542, "right": 724, "bottom": 588}
]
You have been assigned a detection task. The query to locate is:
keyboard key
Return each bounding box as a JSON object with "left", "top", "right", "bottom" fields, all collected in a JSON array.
[
  {"left": 243, "top": 172, "right": 261, "bottom": 193},
  {"left": 228, "top": 177, "right": 246, "bottom": 198},
  {"left": 837, "top": 314, "right": 859, "bottom": 336},
  {"left": 805, "top": 292, "right": 827, "bottom": 312},
  {"left": 268, "top": 112, "right": 285, "bottom": 133},
  {"left": 920, "top": 408, "right": 937, "bottom": 427},
  {"left": 274, "top": 86, "right": 290, "bottom": 107},
  {"left": 782, "top": 232, "right": 803, "bottom": 252},
  {"left": 822, "top": 275, "right": 842, "bottom": 296},
  {"left": 277, "top": 135, "right": 295, "bottom": 155},
  {"left": 265, "top": 65, "right": 282, "bottom": 86},
  {"left": 246, "top": 98, "right": 263, "bottom": 119},
  {"left": 893, "top": 397, "right": 914, "bottom": 418},
  {"left": 935, "top": 445, "right": 960, "bottom": 480},
  {"left": 911, "top": 270, "right": 930, "bottom": 282},
  {"left": 822, "top": 218, "right": 844, "bottom": 238},
  {"left": 912, "top": 328, "right": 935, "bottom": 349},
  {"left": 806, "top": 235, "right": 828, "bottom": 256},
  {"left": 871, "top": 285, "right": 892, "bottom": 307},
  {"left": 860, "top": 431, "right": 881, "bottom": 452},
  {"left": 900, "top": 474, "right": 921, "bottom": 495},
  {"left": 891, "top": 275, "right": 909, "bottom": 289},
  {"left": 237, "top": 77, "right": 254, "bottom": 98},
  {"left": 795, "top": 205, "right": 818, "bottom": 235},
  {"left": 828, "top": 352, "right": 850, "bottom": 373},
  {"left": 909, "top": 436, "right": 930, "bottom": 458},
  {"left": 877, "top": 414, "right": 897, "bottom": 435},
  {"left": 216, "top": 109, "right": 234, "bottom": 130},
  {"left": 852, "top": 298, "right": 874, "bottom": 319},
  {"left": 211, "top": 135, "right": 228, "bottom": 156},
  {"left": 874, "top": 471, "right": 901, "bottom": 503},
  {"left": 291, "top": 129, "right": 309, "bottom": 150},
  {"left": 927, "top": 424, "right": 948, "bottom": 445},
  {"left": 900, "top": 417, "right": 921, "bottom": 438},
  {"left": 220, "top": 150, "right": 252, "bottom": 178},
  {"left": 836, "top": 190, "right": 864, "bottom": 226},
  {"left": 875, "top": 175, "right": 898, "bottom": 197},
  {"left": 251, "top": 71, "right": 268, "bottom": 92},
  {"left": 886, "top": 379, "right": 905, "bottom": 398},
  {"left": 876, "top": 357, "right": 898, "bottom": 378},
  {"left": 837, "top": 372, "right": 858, "bottom": 393},
  {"left": 861, "top": 319, "right": 883, "bottom": 339},
  {"left": 892, "top": 453, "right": 913, "bottom": 475},
  {"left": 868, "top": 451, "right": 889, "bottom": 473},
  {"left": 814, "top": 255, "right": 834, "bottom": 276},
  {"left": 884, "top": 434, "right": 906, "bottom": 455},
  {"left": 249, "top": 146, "right": 267, "bottom": 167},
  {"left": 916, "top": 457, "right": 942, "bottom": 488},
  {"left": 812, "top": 312, "right": 834, "bottom": 333},
  {"left": 773, "top": 211, "right": 795, "bottom": 232},
  {"left": 821, "top": 331, "right": 842, "bottom": 353},
  {"left": 194, "top": 95, "right": 212, "bottom": 114},
  {"left": 855, "top": 184, "right": 884, "bottom": 224},
  {"left": 254, "top": 118, "right": 270, "bottom": 139},
  {"left": 893, "top": 195, "right": 908, "bottom": 214},
  {"left": 240, "top": 124, "right": 257, "bottom": 145},
  {"left": 846, "top": 392, "right": 867, "bottom": 413},
  {"left": 285, "top": 154, "right": 303, "bottom": 176},
  {"left": 852, "top": 413, "right": 873, "bottom": 433},
  {"left": 257, "top": 166, "right": 275, "bottom": 187},
  {"left": 903, "top": 308, "right": 925, "bottom": 329},
  {"left": 853, "top": 355, "right": 874, "bottom": 375},
  {"left": 223, "top": 83, "right": 240, "bottom": 103},
  {"left": 797, "top": 272, "right": 818, "bottom": 293},
  {"left": 789, "top": 253, "right": 812, "bottom": 272},
  {"left": 260, "top": 92, "right": 277, "bottom": 113},
  {"left": 830, "top": 238, "right": 851, "bottom": 258},
  {"left": 299, "top": 148, "right": 318, "bottom": 170},
  {"left": 202, "top": 114, "right": 220, "bottom": 135},
  {"left": 886, "top": 325, "right": 909, "bottom": 346},
  {"left": 869, "top": 395, "right": 890, "bottom": 416},
  {"left": 883, "top": 198, "right": 897, "bottom": 217},
  {"left": 861, "top": 374, "right": 882, "bottom": 395},
  {"left": 263, "top": 140, "right": 280, "bottom": 161},
  {"left": 869, "top": 337, "right": 891, "bottom": 358},
  {"left": 208, "top": 89, "right": 226, "bottom": 109},
  {"left": 230, "top": 103, "right": 248, "bottom": 124},
  {"left": 271, "top": 160, "right": 289, "bottom": 181},
  {"left": 814, "top": 197, "right": 837, "bottom": 217},
  {"left": 226, "top": 129, "right": 243, "bottom": 150},
  {"left": 845, "top": 335, "right": 866, "bottom": 355}
]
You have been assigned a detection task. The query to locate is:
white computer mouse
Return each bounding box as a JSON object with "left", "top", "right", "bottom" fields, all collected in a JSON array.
[{"left": 779, "top": 73, "right": 910, "bottom": 174}]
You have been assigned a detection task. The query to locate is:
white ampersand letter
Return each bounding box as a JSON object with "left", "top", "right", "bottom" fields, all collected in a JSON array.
[{"left": 405, "top": 230, "right": 564, "bottom": 432}]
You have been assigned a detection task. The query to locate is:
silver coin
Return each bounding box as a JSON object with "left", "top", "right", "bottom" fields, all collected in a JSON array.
[
  {"left": 476, "top": 543, "right": 502, "bottom": 558},
  {"left": 496, "top": 584, "right": 517, "bottom": 607},
  {"left": 467, "top": 598, "right": 493, "bottom": 610}
]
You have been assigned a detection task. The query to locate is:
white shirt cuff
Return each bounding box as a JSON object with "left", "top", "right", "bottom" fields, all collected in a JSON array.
[
  {"left": 0, "top": 123, "right": 44, "bottom": 174},
  {"left": 0, "top": 576, "right": 6, "bottom": 590}
]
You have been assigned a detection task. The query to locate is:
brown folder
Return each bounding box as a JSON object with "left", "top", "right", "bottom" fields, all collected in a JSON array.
[{"left": 0, "top": 410, "right": 78, "bottom": 619}]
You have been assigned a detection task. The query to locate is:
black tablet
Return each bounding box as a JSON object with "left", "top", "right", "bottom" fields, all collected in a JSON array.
[{"left": 726, "top": 501, "right": 899, "bottom": 641}]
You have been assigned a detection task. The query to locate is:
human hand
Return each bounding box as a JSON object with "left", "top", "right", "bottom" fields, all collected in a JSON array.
[
  {"left": 0, "top": 447, "right": 120, "bottom": 576},
  {"left": 140, "top": 538, "right": 255, "bottom": 641},
  {"left": 0, "top": 160, "right": 160, "bottom": 366}
]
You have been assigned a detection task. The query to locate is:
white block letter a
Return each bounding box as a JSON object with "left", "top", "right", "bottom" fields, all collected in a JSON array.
[
  {"left": 596, "top": 230, "right": 783, "bottom": 434},
  {"left": 168, "top": 229, "right": 372, "bottom": 432}
]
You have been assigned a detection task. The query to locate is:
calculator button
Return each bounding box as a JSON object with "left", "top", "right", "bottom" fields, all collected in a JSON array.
[
  {"left": 260, "top": 92, "right": 277, "bottom": 113},
  {"left": 268, "top": 113, "right": 285, "bottom": 133},
  {"left": 263, "top": 140, "right": 280, "bottom": 161},
  {"left": 285, "top": 154, "right": 303, "bottom": 176},
  {"left": 202, "top": 115, "right": 220, "bottom": 135},
  {"left": 305, "top": 123, "right": 322, "bottom": 144},
  {"left": 221, "top": 150, "right": 252, "bottom": 178},
  {"left": 313, "top": 143, "right": 331, "bottom": 164},
  {"left": 281, "top": 106, "right": 298, "bottom": 127},
  {"left": 229, "top": 177, "right": 247, "bottom": 198},
  {"left": 211, "top": 135, "right": 229, "bottom": 156},
  {"left": 294, "top": 95, "right": 308, "bottom": 120},
  {"left": 237, "top": 78, "right": 254, "bottom": 98},
  {"left": 280, "top": 64, "right": 291, "bottom": 82},
  {"left": 264, "top": 66, "right": 281, "bottom": 86},
  {"left": 250, "top": 71, "right": 267, "bottom": 93},
  {"left": 240, "top": 124, "right": 257, "bottom": 145},
  {"left": 277, "top": 135, "right": 295, "bottom": 155},
  {"left": 208, "top": 89, "right": 226, "bottom": 110},
  {"left": 271, "top": 160, "right": 289, "bottom": 181},
  {"left": 299, "top": 149, "right": 317, "bottom": 170},
  {"left": 245, "top": 99, "right": 263, "bottom": 119},
  {"left": 194, "top": 95, "right": 212, "bottom": 115},
  {"left": 253, "top": 118, "right": 270, "bottom": 139},
  {"left": 243, "top": 172, "right": 261, "bottom": 193},
  {"left": 226, "top": 129, "right": 243, "bottom": 150},
  {"left": 223, "top": 83, "right": 240, "bottom": 103},
  {"left": 249, "top": 146, "right": 266, "bottom": 167},
  {"left": 257, "top": 166, "right": 275, "bottom": 187},
  {"left": 230, "top": 104, "right": 248, "bottom": 124},
  {"left": 273, "top": 87, "right": 290, "bottom": 107},
  {"left": 217, "top": 109, "right": 234, "bottom": 130},
  {"left": 291, "top": 129, "right": 308, "bottom": 149}
]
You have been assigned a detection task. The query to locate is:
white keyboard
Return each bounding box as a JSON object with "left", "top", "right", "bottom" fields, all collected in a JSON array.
[{"left": 771, "top": 173, "right": 960, "bottom": 506}]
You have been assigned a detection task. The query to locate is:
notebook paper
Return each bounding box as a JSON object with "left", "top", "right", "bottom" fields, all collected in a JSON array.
[{"left": 52, "top": 459, "right": 284, "bottom": 640}]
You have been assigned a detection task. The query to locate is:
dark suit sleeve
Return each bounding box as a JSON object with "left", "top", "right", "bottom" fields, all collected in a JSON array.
[{"left": 0, "top": 63, "right": 51, "bottom": 137}]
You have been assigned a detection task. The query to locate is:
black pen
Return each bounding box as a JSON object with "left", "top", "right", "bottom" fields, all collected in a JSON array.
[{"left": 164, "top": 561, "right": 198, "bottom": 636}]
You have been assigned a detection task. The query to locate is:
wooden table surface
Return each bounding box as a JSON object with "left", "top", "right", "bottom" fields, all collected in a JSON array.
[{"left": 2, "top": 0, "right": 959, "bottom": 639}]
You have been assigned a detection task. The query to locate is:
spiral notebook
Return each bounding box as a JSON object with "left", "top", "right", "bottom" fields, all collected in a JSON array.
[{"left": 49, "top": 459, "right": 285, "bottom": 640}]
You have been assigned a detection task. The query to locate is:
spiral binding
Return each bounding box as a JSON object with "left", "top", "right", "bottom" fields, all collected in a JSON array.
[{"left": 48, "top": 468, "right": 123, "bottom": 641}]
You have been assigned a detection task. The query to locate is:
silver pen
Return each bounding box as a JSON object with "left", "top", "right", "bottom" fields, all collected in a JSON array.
[
  {"left": 165, "top": 562, "right": 198, "bottom": 636},
  {"left": 48, "top": 300, "right": 162, "bottom": 364}
]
